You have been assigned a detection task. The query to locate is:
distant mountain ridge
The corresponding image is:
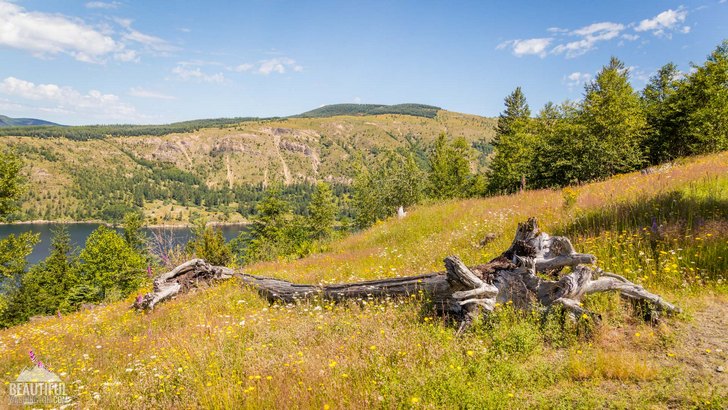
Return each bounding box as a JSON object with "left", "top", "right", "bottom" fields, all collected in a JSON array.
[
  {"left": 294, "top": 103, "right": 441, "bottom": 119},
  {"left": 0, "top": 115, "right": 60, "bottom": 127}
]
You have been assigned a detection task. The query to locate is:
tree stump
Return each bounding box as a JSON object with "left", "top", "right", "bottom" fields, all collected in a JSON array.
[{"left": 134, "top": 218, "right": 680, "bottom": 329}]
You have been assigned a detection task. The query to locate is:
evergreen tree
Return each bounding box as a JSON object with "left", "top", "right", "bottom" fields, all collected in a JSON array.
[
  {"left": 232, "top": 188, "right": 308, "bottom": 264},
  {"left": 532, "top": 101, "right": 590, "bottom": 187},
  {"left": 0, "top": 151, "right": 38, "bottom": 327},
  {"left": 79, "top": 226, "right": 147, "bottom": 301},
  {"left": 488, "top": 87, "right": 536, "bottom": 193},
  {"left": 0, "top": 150, "right": 24, "bottom": 220},
  {"left": 496, "top": 86, "right": 531, "bottom": 137},
  {"left": 307, "top": 182, "right": 337, "bottom": 240},
  {"left": 674, "top": 41, "right": 728, "bottom": 155},
  {"left": 642, "top": 63, "right": 684, "bottom": 163},
  {"left": 578, "top": 57, "right": 647, "bottom": 179},
  {"left": 352, "top": 151, "right": 425, "bottom": 228},
  {"left": 14, "top": 226, "right": 80, "bottom": 319},
  {"left": 428, "top": 134, "right": 480, "bottom": 199},
  {"left": 186, "top": 217, "right": 232, "bottom": 266},
  {"left": 122, "top": 212, "right": 147, "bottom": 254}
]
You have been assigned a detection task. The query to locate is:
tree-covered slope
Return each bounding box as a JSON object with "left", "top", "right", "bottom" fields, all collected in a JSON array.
[
  {"left": 295, "top": 103, "right": 441, "bottom": 118},
  {"left": 0, "top": 110, "right": 495, "bottom": 224},
  {"left": 0, "top": 115, "right": 60, "bottom": 127}
]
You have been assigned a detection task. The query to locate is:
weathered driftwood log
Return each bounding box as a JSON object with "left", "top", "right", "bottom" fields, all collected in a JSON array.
[{"left": 134, "top": 218, "right": 679, "bottom": 328}]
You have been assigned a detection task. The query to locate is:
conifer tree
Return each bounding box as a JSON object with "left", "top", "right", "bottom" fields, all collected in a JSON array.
[{"left": 578, "top": 57, "right": 647, "bottom": 179}]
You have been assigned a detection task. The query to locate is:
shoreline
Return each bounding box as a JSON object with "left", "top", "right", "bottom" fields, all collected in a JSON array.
[{"left": 0, "top": 220, "right": 250, "bottom": 228}]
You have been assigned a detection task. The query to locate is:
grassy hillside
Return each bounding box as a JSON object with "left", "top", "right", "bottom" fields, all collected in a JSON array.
[
  {"left": 0, "top": 110, "right": 495, "bottom": 224},
  {"left": 0, "top": 151, "right": 726, "bottom": 408}
]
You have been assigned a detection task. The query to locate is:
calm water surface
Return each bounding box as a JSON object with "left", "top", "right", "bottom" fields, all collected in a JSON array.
[{"left": 0, "top": 223, "right": 248, "bottom": 265}]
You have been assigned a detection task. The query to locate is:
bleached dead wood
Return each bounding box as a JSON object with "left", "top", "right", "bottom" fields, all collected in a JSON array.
[{"left": 134, "top": 218, "right": 680, "bottom": 328}]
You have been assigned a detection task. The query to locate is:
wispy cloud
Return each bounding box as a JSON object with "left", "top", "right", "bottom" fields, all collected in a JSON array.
[
  {"left": 552, "top": 22, "right": 625, "bottom": 58},
  {"left": 635, "top": 7, "right": 689, "bottom": 37},
  {"left": 0, "top": 76, "right": 141, "bottom": 120},
  {"left": 233, "top": 57, "right": 303, "bottom": 75},
  {"left": 171, "top": 64, "right": 225, "bottom": 83},
  {"left": 85, "top": 1, "right": 121, "bottom": 9},
  {"left": 128, "top": 87, "right": 175, "bottom": 100},
  {"left": 497, "top": 38, "right": 552, "bottom": 58},
  {"left": 498, "top": 7, "right": 691, "bottom": 59}
]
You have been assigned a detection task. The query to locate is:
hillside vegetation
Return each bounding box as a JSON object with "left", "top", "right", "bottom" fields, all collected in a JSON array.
[
  {"left": 0, "top": 151, "right": 725, "bottom": 408},
  {"left": 0, "top": 115, "right": 60, "bottom": 127},
  {"left": 0, "top": 110, "right": 495, "bottom": 224},
  {"left": 295, "top": 103, "right": 441, "bottom": 119}
]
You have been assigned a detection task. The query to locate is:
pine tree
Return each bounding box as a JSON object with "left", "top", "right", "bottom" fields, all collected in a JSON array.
[
  {"left": 0, "top": 151, "right": 38, "bottom": 327},
  {"left": 496, "top": 86, "right": 531, "bottom": 137},
  {"left": 578, "top": 57, "right": 647, "bottom": 179},
  {"left": 15, "top": 226, "right": 80, "bottom": 318},
  {"left": 0, "top": 150, "right": 24, "bottom": 220},
  {"left": 428, "top": 133, "right": 478, "bottom": 199},
  {"left": 642, "top": 63, "right": 683, "bottom": 163},
  {"left": 352, "top": 151, "right": 425, "bottom": 228},
  {"left": 675, "top": 41, "right": 728, "bottom": 155},
  {"left": 122, "top": 212, "right": 147, "bottom": 254},
  {"left": 488, "top": 87, "right": 536, "bottom": 193},
  {"left": 308, "top": 182, "right": 337, "bottom": 240},
  {"left": 79, "top": 226, "right": 147, "bottom": 301},
  {"left": 186, "top": 217, "right": 232, "bottom": 266}
]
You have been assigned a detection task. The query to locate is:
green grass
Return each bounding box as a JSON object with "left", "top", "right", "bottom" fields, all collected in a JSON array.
[{"left": 0, "top": 151, "right": 727, "bottom": 408}]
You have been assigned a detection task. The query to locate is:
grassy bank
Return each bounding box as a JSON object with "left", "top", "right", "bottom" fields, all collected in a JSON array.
[{"left": 0, "top": 152, "right": 726, "bottom": 409}]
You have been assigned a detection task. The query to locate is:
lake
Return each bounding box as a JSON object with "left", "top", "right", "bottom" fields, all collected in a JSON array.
[{"left": 0, "top": 223, "right": 249, "bottom": 265}]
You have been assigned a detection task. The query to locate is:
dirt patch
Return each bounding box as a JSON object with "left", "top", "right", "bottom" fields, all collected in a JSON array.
[{"left": 672, "top": 295, "right": 728, "bottom": 381}]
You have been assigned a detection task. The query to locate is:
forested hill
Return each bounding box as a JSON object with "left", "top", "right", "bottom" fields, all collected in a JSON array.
[
  {"left": 0, "top": 115, "right": 60, "bottom": 127},
  {"left": 294, "top": 103, "right": 441, "bottom": 118},
  {"left": 0, "top": 110, "right": 495, "bottom": 225}
]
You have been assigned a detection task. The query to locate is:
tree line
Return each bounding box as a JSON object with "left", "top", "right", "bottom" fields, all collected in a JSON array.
[{"left": 488, "top": 41, "right": 728, "bottom": 192}]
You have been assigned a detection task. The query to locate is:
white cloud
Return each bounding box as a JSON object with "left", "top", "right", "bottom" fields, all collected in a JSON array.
[
  {"left": 171, "top": 65, "right": 225, "bottom": 83},
  {"left": 498, "top": 7, "right": 691, "bottom": 60},
  {"left": 114, "top": 49, "right": 138, "bottom": 62},
  {"left": 564, "top": 71, "right": 592, "bottom": 90},
  {"left": 233, "top": 63, "right": 254, "bottom": 72},
  {"left": 0, "top": 0, "right": 124, "bottom": 63},
  {"left": 128, "top": 87, "right": 175, "bottom": 100},
  {"left": 85, "top": 1, "right": 121, "bottom": 9},
  {"left": 232, "top": 57, "right": 304, "bottom": 75},
  {"left": 552, "top": 22, "right": 624, "bottom": 57},
  {"left": 497, "top": 38, "right": 552, "bottom": 57},
  {"left": 257, "top": 58, "right": 303, "bottom": 75},
  {"left": 547, "top": 27, "right": 569, "bottom": 34},
  {"left": 635, "top": 8, "right": 688, "bottom": 37},
  {"left": 0, "top": 76, "right": 141, "bottom": 121}
]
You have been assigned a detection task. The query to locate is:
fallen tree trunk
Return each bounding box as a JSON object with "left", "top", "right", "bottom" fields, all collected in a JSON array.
[{"left": 134, "top": 218, "right": 679, "bottom": 328}]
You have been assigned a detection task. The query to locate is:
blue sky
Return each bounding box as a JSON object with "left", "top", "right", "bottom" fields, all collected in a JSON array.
[{"left": 0, "top": 0, "right": 726, "bottom": 125}]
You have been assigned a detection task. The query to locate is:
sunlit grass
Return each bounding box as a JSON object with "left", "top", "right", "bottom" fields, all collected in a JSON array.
[{"left": 1, "top": 151, "right": 727, "bottom": 408}]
